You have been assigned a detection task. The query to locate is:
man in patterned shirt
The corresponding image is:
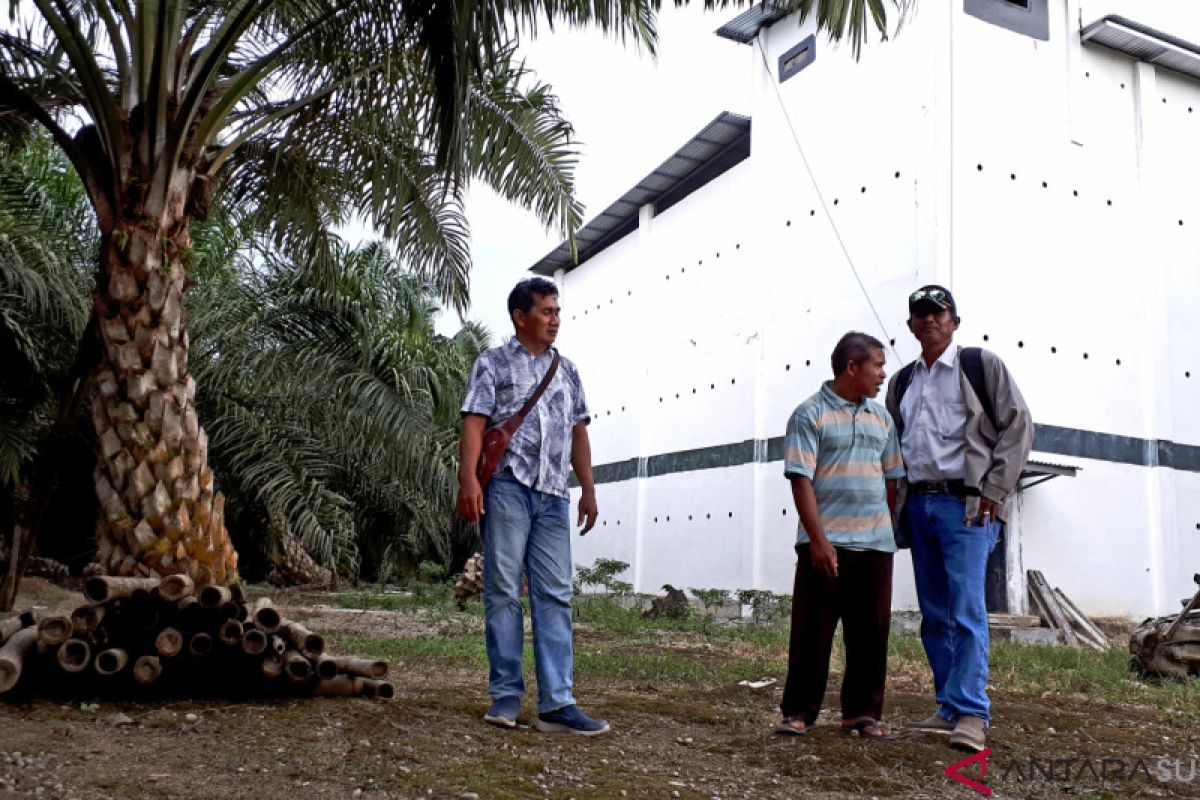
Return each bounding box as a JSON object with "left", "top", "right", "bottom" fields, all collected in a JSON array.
[
  {"left": 776, "top": 332, "right": 905, "bottom": 739},
  {"left": 456, "top": 277, "right": 607, "bottom": 736}
]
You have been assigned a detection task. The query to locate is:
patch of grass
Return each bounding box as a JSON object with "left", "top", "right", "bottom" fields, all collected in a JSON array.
[
  {"left": 333, "top": 635, "right": 488, "bottom": 670},
  {"left": 989, "top": 640, "right": 1200, "bottom": 722}
]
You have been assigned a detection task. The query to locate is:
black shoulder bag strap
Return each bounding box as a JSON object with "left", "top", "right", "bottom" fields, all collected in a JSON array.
[
  {"left": 960, "top": 347, "right": 999, "bottom": 430},
  {"left": 893, "top": 361, "right": 917, "bottom": 439}
]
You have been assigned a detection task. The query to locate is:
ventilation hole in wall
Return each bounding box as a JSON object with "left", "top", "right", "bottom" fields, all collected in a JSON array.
[
  {"left": 716, "top": 252, "right": 721, "bottom": 259},
  {"left": 666, "top": 516, "right": 670, "bottom": 522},
  {"left": 889, "top": 339, "right": 896, "bottom": 346},
  {"left": 1107, "top": 199, "right": 1113, "bottom": 206},
  {"left": 786, "top": 219, "right": 792, "bottom": 227},
  {"left": 860, "top": 186, "right": 867, "bottom": 193},
  {"left": 809, "top": 209, "right": 816, "bottom": 216},
  {"left": 680, "top": 267, "right": 686, "bottom": 274},
  {"left": 609, "top": 299, "right": 613, "bottom": 304},
  {"left": 706, "top": 513, "right": 711, "bottom": 519},
  {"left": 1042, "top": 181, "right": 1048, "bottom": 188},
  {"left": 595, "top": 304, "right": 600, "bottom": 310},
  {"left": 781, "top": 508, "right": 787, "bottom": 515},
  {"left": 977, "top": 164, "right": 983, "bottom": 171},
  {"left": 1187, "top": 372, "right": 1192, "bottom": 378},
  {"left": 1120, "top": 82, "right": 1126, "bottom": 89},
  {"left": 983, "top": 334, "right": 990, "bottom": 342},
  {"left": 1018, "top": 341, "right": 1024, "bottom": 348},
  {"left": 675, "top": 393, "right": 679, "bottom": 399},
  {"left": 736, "top": 243, "right": 741, "bottom": 249},
  {"left": 727, "top": 512, "right": 733, "bottom": 518},
  {"left": 1051, "top": 346, "right": 1057, "bottom": 353},
  {"left": 688, "top": 515, "right": 692, "bottom": 521},
  {"left": 621, "top": 406, "right": 625, "bottom": 412},
  {"left": 1073, "top": 190, "right": 1079, "bottom": 197},
  {"left": 894, "top": 171, "right": 901, "bottom": 178},
  {"left": 654, "top": 516, "right": 658, "bottom": 523},
  {"left": 665, "top": 274, "right": 670, "bottom": 281},
  {"left": 584, "top": 309, "right": 588, "bottom": 315},
  {"left": 785, "top": 364, "right": 791, "bottom": 371},
  {"left": 805, "top": 359, "right": 811, "bottom": 366},
  {"left": 658, "top": 397, "right": 663, "bottom": 402},
  {"left": 1010, "top": 173, "right": 1017, "bottom": 180},
  {"left": 617, "top": 520, "right": 621, "bottom": 526},
  {"left": 606, "top": 410, "right": 611, "bottom": 416},
  {"left": 710, "top": 383, "right": 715, "bottom": 390},
  {"left": 1083, "top": 353, "right": 1089, "bottom": 359},
  {"left": 731, "top": 378, "right": 736, "bottom": 385},
  {"left": 1180, "top": 220, "right": 1185, "bottom": 226},
  {"left": 627, "top": 290, "right": 632, "bottom": 296},
  {"left": 572, "top": 316, "right": 576, "bottom": 321},
  {"left": 1085, "top": 71, "right": 1090, "bottom": 77},
  {"left": 692, "top": 388, "right": 696, "bottom": 394},
  {"left": 1163, "top": 97, "right": 1168, "bottom": 104},
  {"left": 1115, "top": 358, "right": 1121, "bottom": 366},
  {"left": 833, "top": 198, "right": 839, "bottom": 206}
]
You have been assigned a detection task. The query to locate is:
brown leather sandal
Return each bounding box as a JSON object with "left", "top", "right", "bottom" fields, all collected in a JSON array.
[
  {"left": 842, "top": 716, "right": 897, "bottom": 740},
  {"left": 774, "top": 716, "right": 812, "bottom": 736}
]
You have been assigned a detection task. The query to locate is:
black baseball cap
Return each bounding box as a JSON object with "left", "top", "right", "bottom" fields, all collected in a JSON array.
[{"left": 908, "top": 284, "right": 957, "bottom": 316}]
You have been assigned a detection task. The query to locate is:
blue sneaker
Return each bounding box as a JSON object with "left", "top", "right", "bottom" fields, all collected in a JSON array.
[
  {"left": 535, "top": 704, "right": 610, "bottom": 736},
  {"left": 483, "top": 696, "right": 521, "bottom": 729}
]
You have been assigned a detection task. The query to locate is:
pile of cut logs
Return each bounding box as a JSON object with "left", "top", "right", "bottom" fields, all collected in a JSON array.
[{"left": 0, "top": 575, "right": 391, "bottom": 699}]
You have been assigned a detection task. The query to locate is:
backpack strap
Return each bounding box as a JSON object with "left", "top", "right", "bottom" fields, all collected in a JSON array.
[
  {"left": 892, "top": 361, "right": 917, "bottom": 439},
  {"left": 960, "top": 347, "right": 999, "bottom": 431}
]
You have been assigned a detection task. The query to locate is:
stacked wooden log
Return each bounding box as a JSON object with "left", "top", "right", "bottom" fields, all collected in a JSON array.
[{"left": 0, "top": 575, "right": 391, "bottom": 699}]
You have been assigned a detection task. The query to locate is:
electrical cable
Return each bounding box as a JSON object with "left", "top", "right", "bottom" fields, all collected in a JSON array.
[{"left": 754, "top": 35, "right": 903, "bottom": 363}]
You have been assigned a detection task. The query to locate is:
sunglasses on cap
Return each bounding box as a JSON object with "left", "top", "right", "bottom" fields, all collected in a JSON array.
[{"left": 909, "top": 287, "right": 951, "bottom": 306}]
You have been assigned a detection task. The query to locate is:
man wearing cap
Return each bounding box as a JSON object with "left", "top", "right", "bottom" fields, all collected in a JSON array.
[{"left": 885, "top": 285, "right": 1033, "bottom": 753}]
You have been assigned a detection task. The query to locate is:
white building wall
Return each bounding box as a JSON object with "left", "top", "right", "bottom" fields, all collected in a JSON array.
[{"left": 558, "top": 1, "right": 1200, "bottom": 617}]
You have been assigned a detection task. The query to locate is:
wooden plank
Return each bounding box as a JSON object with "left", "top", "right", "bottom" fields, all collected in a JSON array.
[
  {"left": 1052, "top": 588, "right": 1108, "bottom": 651},
  {"left": 1027, "top": 570, "right": 1081, "bottom": 648}
]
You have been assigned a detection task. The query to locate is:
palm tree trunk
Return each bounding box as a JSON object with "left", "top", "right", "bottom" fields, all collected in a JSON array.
[{"left": 89, "top": 201, "right": 236, "bottom": 587}]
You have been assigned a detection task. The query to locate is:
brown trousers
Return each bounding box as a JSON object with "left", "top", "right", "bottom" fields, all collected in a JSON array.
[{"left": 779, "top": 544, "right": 894, "bottom": 725}]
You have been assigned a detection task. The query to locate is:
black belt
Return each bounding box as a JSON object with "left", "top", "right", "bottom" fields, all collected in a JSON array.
[{"left": 908, "top": 479, "right": 979, "bottom": 497}]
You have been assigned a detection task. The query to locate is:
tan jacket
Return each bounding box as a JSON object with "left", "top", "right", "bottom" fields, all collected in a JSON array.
[{"left": 885, "top": 347, "right": 1034, "bottom": 523}]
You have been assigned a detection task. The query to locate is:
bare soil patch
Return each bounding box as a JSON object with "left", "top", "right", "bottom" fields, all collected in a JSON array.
[{"left": 2, "top": 581, "right": 1198, "bottom": 799}]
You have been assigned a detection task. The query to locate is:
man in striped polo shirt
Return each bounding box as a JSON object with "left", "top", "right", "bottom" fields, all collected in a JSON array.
[{"left": 776, "top": 332, "right": 905, "bottom": 738}]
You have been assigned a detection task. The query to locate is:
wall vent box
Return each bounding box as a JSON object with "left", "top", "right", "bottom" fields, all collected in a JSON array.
[
  {"left": 778, "top": 35, "right": 816, "bottom": 83},
  {"left": 964, "top": 0, "right": 1049, "bottom": 41}
]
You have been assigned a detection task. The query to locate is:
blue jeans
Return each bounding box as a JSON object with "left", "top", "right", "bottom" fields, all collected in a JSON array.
[
  {"left": 482, "top": 473, "right": 575, "bottom": 713},
  {"left": 906, "top": 493, "right": 999, "bottom": 724}
]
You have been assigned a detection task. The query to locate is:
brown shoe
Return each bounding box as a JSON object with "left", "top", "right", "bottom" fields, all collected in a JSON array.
[
  {"left": 949, "top": 715, "right": 987, "bottom": 752},
  {"left": 904, "top": 713, "right": 955, "bottom": 733}
]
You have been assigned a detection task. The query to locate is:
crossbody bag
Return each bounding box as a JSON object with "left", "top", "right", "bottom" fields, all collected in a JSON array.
[{"left": 475, "top": 351, "right": 560, "bottom": 489}]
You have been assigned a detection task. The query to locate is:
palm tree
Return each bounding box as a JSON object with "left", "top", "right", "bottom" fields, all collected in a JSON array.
[
  {"left": 187, "top": 237, "right": 489, "bottom": 582},
  {"left": 0, "top": 0, "right": 903, "bottom": 596}
]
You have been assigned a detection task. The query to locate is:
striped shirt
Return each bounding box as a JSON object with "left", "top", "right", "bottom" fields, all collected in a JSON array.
[
  {"left": 461, "top": 338, "right": 590, "bottom": 499},
  {"left": 784, "top": 382, "right": 905, "bottom": 552}
]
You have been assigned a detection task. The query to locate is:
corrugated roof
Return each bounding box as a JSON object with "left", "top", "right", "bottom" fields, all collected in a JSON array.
[
  {"left": 531, "top": 112, "right": 751, "bottom": 276},
  {"left": 714, "top": 4, "right": 788, "bottom": 44},
  {"left": 1081, "top": 15, "right": 1200, "bottom": 82}
]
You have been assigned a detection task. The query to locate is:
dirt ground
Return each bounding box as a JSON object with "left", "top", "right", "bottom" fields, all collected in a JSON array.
[{"left": 2, "top": 582, "right": 1199, "bottom": 799}]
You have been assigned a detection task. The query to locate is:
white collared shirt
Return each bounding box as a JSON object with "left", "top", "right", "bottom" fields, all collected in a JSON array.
[{"left": 899, "top": 346, "right": 968, "bottom": 482}]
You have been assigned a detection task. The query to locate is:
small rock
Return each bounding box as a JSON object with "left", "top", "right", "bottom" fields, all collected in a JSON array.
[
  {"left": 184, "top": 713, "right": 199, "bottom": 723},
  {"left": 101, "top": 713, "right": 134, "bottom": 727},
  {"left": 352, "top": 790, "right": 362, "bottom": 797},
  {"left": 461, "top": 793, "right": 480, "bottom": 800}
]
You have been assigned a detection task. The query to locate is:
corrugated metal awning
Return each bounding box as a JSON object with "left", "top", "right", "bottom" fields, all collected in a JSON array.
[
  {"left": 714, "top": 4, "right": 788, "bottom": 44},
  {"left": 1019, "top": 459, "right": 1079, "bottom": 491},
  {"left": 531, "top": 112, "right": 751, "bottom": 276},
  {"left": 1081, "top": 15, "right": 1200, "bottom": 82}
]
